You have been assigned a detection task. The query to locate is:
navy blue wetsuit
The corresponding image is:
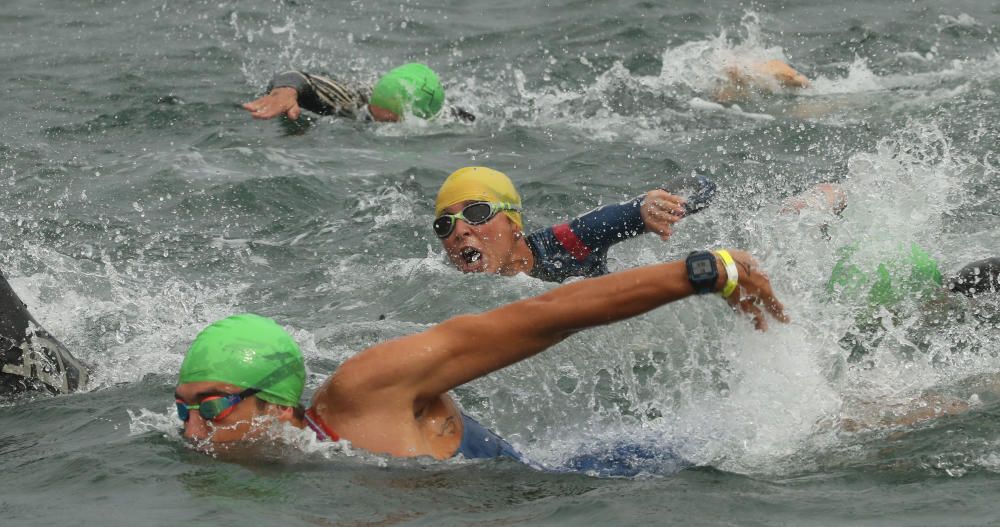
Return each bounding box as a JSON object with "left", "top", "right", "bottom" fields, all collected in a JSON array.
[
  {"left": 525, "top": 174, "right": 717, "bottom": 283},
  {"left": 527, "top": 197, "right": 646, "bottom": 283},
  {"left": 457, "top": 414, "right": 692, "bottom": 476},
  {"left": 455, "top": 413, "right": 525, "bottom": 461}
]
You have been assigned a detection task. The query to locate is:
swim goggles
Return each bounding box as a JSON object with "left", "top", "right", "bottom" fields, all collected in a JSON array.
[
  {"left": 176, "top": 387, "right": 260, "bottom": 422},
  {"left": 433, "top": 202, "right": 520, "bottom": 239}
]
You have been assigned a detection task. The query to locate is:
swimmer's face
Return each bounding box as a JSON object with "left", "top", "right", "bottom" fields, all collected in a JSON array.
[
  {"left": 439, "top": 200, "right": 522, "bottom": 275},
  {"left": 368, "top": 104, "right": 400, "bottom": 122},
  {"left": 174, "top": 381, "right": 296, "bottom": 449}
]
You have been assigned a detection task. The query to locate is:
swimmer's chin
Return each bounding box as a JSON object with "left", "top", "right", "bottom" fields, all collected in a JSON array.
[
  {"left": 185, "top": 436, "right": 308, "bottom": 464},
  {"left": 454, "top": 259, "right": 489, "bottom": 273}
]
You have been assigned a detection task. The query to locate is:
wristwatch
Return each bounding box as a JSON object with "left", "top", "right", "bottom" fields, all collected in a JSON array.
[{"left": 685, "top": 251, "right": 718, "bottom": 294}]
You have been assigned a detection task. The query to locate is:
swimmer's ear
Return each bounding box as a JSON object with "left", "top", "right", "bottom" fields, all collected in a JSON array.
[
  {"left": 501, "top": 214, "right": 523, "bottom": 235},
  {"left": 268, "top": 403, "right": 297, "bottom": 422}
]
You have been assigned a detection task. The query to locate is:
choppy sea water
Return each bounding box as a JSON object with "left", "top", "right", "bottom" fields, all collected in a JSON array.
[{"left": 1, "top": 0, "right": 999, "bottom": 525}]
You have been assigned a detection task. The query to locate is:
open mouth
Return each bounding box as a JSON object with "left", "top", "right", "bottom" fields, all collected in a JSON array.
[{"left": 460, "top": 247, "right": 482, "bottom": 265}]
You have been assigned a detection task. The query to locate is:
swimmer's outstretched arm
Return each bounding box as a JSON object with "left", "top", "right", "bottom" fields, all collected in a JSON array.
[
  {"left": 243, "top": 71, "right": 369, "bottom": 120},
  {"left": 715, "top": 60, "right": 809, "bottom": 104},
  {"left": 752, "top": 60, "right": 809, "bottom": 88},
  {"left": 322, "top": 251, "right": 787, "bottom": 406},
  {"left": 243, "top": 86, "right": 301, "bottom": 120}
]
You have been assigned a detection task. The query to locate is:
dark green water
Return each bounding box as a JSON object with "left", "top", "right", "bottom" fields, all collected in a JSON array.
[{"left": 2, "top": 0, "right": 999, "bottom": 525}]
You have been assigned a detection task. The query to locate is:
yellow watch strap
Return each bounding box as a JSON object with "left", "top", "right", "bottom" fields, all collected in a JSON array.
[{"left": 716, "top": 249, "right": 738, "bottom": 298}]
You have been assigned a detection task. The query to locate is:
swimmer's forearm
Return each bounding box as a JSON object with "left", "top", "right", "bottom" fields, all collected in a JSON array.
[
  {"left": 266, "top": 71, "right": 341, "bottom": 116},
  {"left": 514, "top": 259, "right": 722, "bottom": 336},
  {"left": 417, "top": 259, "right": 727, "bottom": 394},
  {"left": 340, "top": 253, "right": 781, "bottom": 401},
  {"left": 564, "top": 198, "right": 646, "bottom": 250},
  {"left": 267, "top": 71, "right": 311, "bottom": 94}
]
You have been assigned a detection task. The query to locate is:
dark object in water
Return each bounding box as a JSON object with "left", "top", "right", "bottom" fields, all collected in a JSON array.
[
  {"left": 0, "top": 270, "right": 89, "bottom": 396},
  {"left": 660, "top": 173, "right": 718, "bottom": 216},
  {"left": 947, "top": 257, "right": 1000, "bottom": 298}
]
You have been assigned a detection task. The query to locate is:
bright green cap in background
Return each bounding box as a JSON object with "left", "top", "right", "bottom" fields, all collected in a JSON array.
[
  {"left": 369, "top": 63, "right": 445, "bottom": 120},
  {"left": 178, "top": 314, "right": 305, "bottom": 407},
  {"left": 827, "top": 242, "right": 943, "bottom": 307}
]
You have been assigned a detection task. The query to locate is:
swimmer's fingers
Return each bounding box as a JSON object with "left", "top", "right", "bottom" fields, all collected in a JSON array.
[
  {"left": 642, "top": 215, "right": 673, "bottom": 240},
  {"left": 645, "top": 190, "right": 686, "bottom": 216},
  {"left": 242, "top": 88, "right": 299, "bottom": 120},
  {"left": 741, "top": 298, "right": 768, "bottom": 331},
  {"left": 726, "top": 288, "right": 786, "bottom": 332},
  {"left": 642, "top": 190, "right": 686, "bottom": 240},
  {"left": 723, "top": 251, "right": 790, "bottom": 330},
  {"left": 755, "top": 285, "right": 789, "bottom": 325}
]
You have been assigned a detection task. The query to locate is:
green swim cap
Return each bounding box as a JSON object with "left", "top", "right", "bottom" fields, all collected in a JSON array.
[
  {"left": 178, "top": 314, "right": 305, "bottom": 407},
  {"left": 827, "top": 242, "right": 943, "bottom": 307},
  {"left": 369, "top": 63, "right": 445, "bottom": 120}
]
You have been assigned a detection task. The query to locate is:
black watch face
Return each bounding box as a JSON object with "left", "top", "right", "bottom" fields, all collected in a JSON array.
[{"left": 691, "top": 259, "right": 714, "bottom": 276}]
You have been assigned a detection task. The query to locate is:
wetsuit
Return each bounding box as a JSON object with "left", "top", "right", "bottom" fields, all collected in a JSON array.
[
  {"left": 527, "top": 174, "right": 717, "bottom": 283},
  {"left": 455, "top": 413, "right": 524, "bottom": 460},
  {"left": 305, "top": 407, "right": 693, "bottom": 475},
  {"left": 0, "top": 270, "right": 88, "bottom": 395},
  {"left": 267, "top": 71, "right": 477, "bottom": 122},
  {"left": 526, "top": 197, "right": 645, "bottom": 282},
  {"left": 455, "top": 415, "right": 692, "bottom": 476}
]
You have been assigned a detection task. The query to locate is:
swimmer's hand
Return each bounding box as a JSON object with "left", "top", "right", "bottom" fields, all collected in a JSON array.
[
  {"left": 778, "top": 183, "right": 847, "bottom": 216},
  {"left": 242, "top": 87, "right": 301, "bottom": 120},
  {"left": 720, "top": 250, "right": 790, "bottom": 331},
  {"left": 750, "top": 60, "right": 809, "bottom": 89},
  {"left": 640, "top": 190, "right": 687, "bottom": 241}
]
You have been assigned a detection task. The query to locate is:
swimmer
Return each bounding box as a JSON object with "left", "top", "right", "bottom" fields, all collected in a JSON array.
[
  {"left": 778, "top": 183, "right": 848, "bottom": 216},
  {"left": 775, "top": 183, "right": 997, "bottom": 302},
  {"left": 826, "top": 240, "right": 1000, "bottom": 363},
  {"left": 433, "top": 167, "right": 717, "bottom": 282},
  {"left": 242, "top": 63, "right": 476, "bottom": 123},
  {"left": 714, "top": 59, "right": 810, "bottom": 104},
  {"left": 0, "top": 269, "right": 89, "bottom": 395},
  {"left": 174, "top": 250, "right": 788, "bottom": 463}
]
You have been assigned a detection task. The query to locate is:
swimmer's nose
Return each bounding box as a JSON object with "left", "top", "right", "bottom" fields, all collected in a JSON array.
[
  {"left": 451, "top": 218, "right": 475, "bottom": 238},
  {"left": 183, "top": 411, "right": 209, "bottom": 441}
]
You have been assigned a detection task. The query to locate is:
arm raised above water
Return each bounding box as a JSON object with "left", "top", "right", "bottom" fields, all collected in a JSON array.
[{"left": 319, "top": 250, "right": 788, "bottom": 409}]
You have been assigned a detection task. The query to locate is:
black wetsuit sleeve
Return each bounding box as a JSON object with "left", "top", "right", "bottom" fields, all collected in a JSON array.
[
  {"left": 526, "top": 196, "right": 646, "bottom": 282},
  {"left": 0, "top": 269, "right": 90, "bottom": 394},
  {"left": 267, "top": 71, "right": 371, "bottom": 119},
  {"left": 0, "top": 270, "right": 31, "bottom": 345}
]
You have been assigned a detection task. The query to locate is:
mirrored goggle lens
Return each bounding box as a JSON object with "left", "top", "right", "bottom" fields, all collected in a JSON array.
[
  {"left": 460, "top": 203, "right": 495, "bottom": 224},
  {"left": 175, "top": 395, "right": 239, "bottom": 422},
  {"left": 176, "top": 400, "right": 191, "bottom": 421},
  {"left": 433, "top": 215, "right": 455, "bottom": 238},
  {"left": 433, "top": 203, "right": 498, "bottom": 239},
  {"left": 198, "top": 395, "right": 239, "bottom": 421}
]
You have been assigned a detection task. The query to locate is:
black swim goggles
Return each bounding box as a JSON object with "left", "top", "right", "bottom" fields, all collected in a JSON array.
[
  {"left": 176, "top": 387, "right": 260, "bottom": 422},
  {"left": 433, "top": 201, "right": 520, "bottom": 239}
]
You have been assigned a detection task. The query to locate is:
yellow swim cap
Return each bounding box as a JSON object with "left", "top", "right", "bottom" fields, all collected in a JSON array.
[{"left": 435, "top": 167, "right": 523, "bottom": 229}]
